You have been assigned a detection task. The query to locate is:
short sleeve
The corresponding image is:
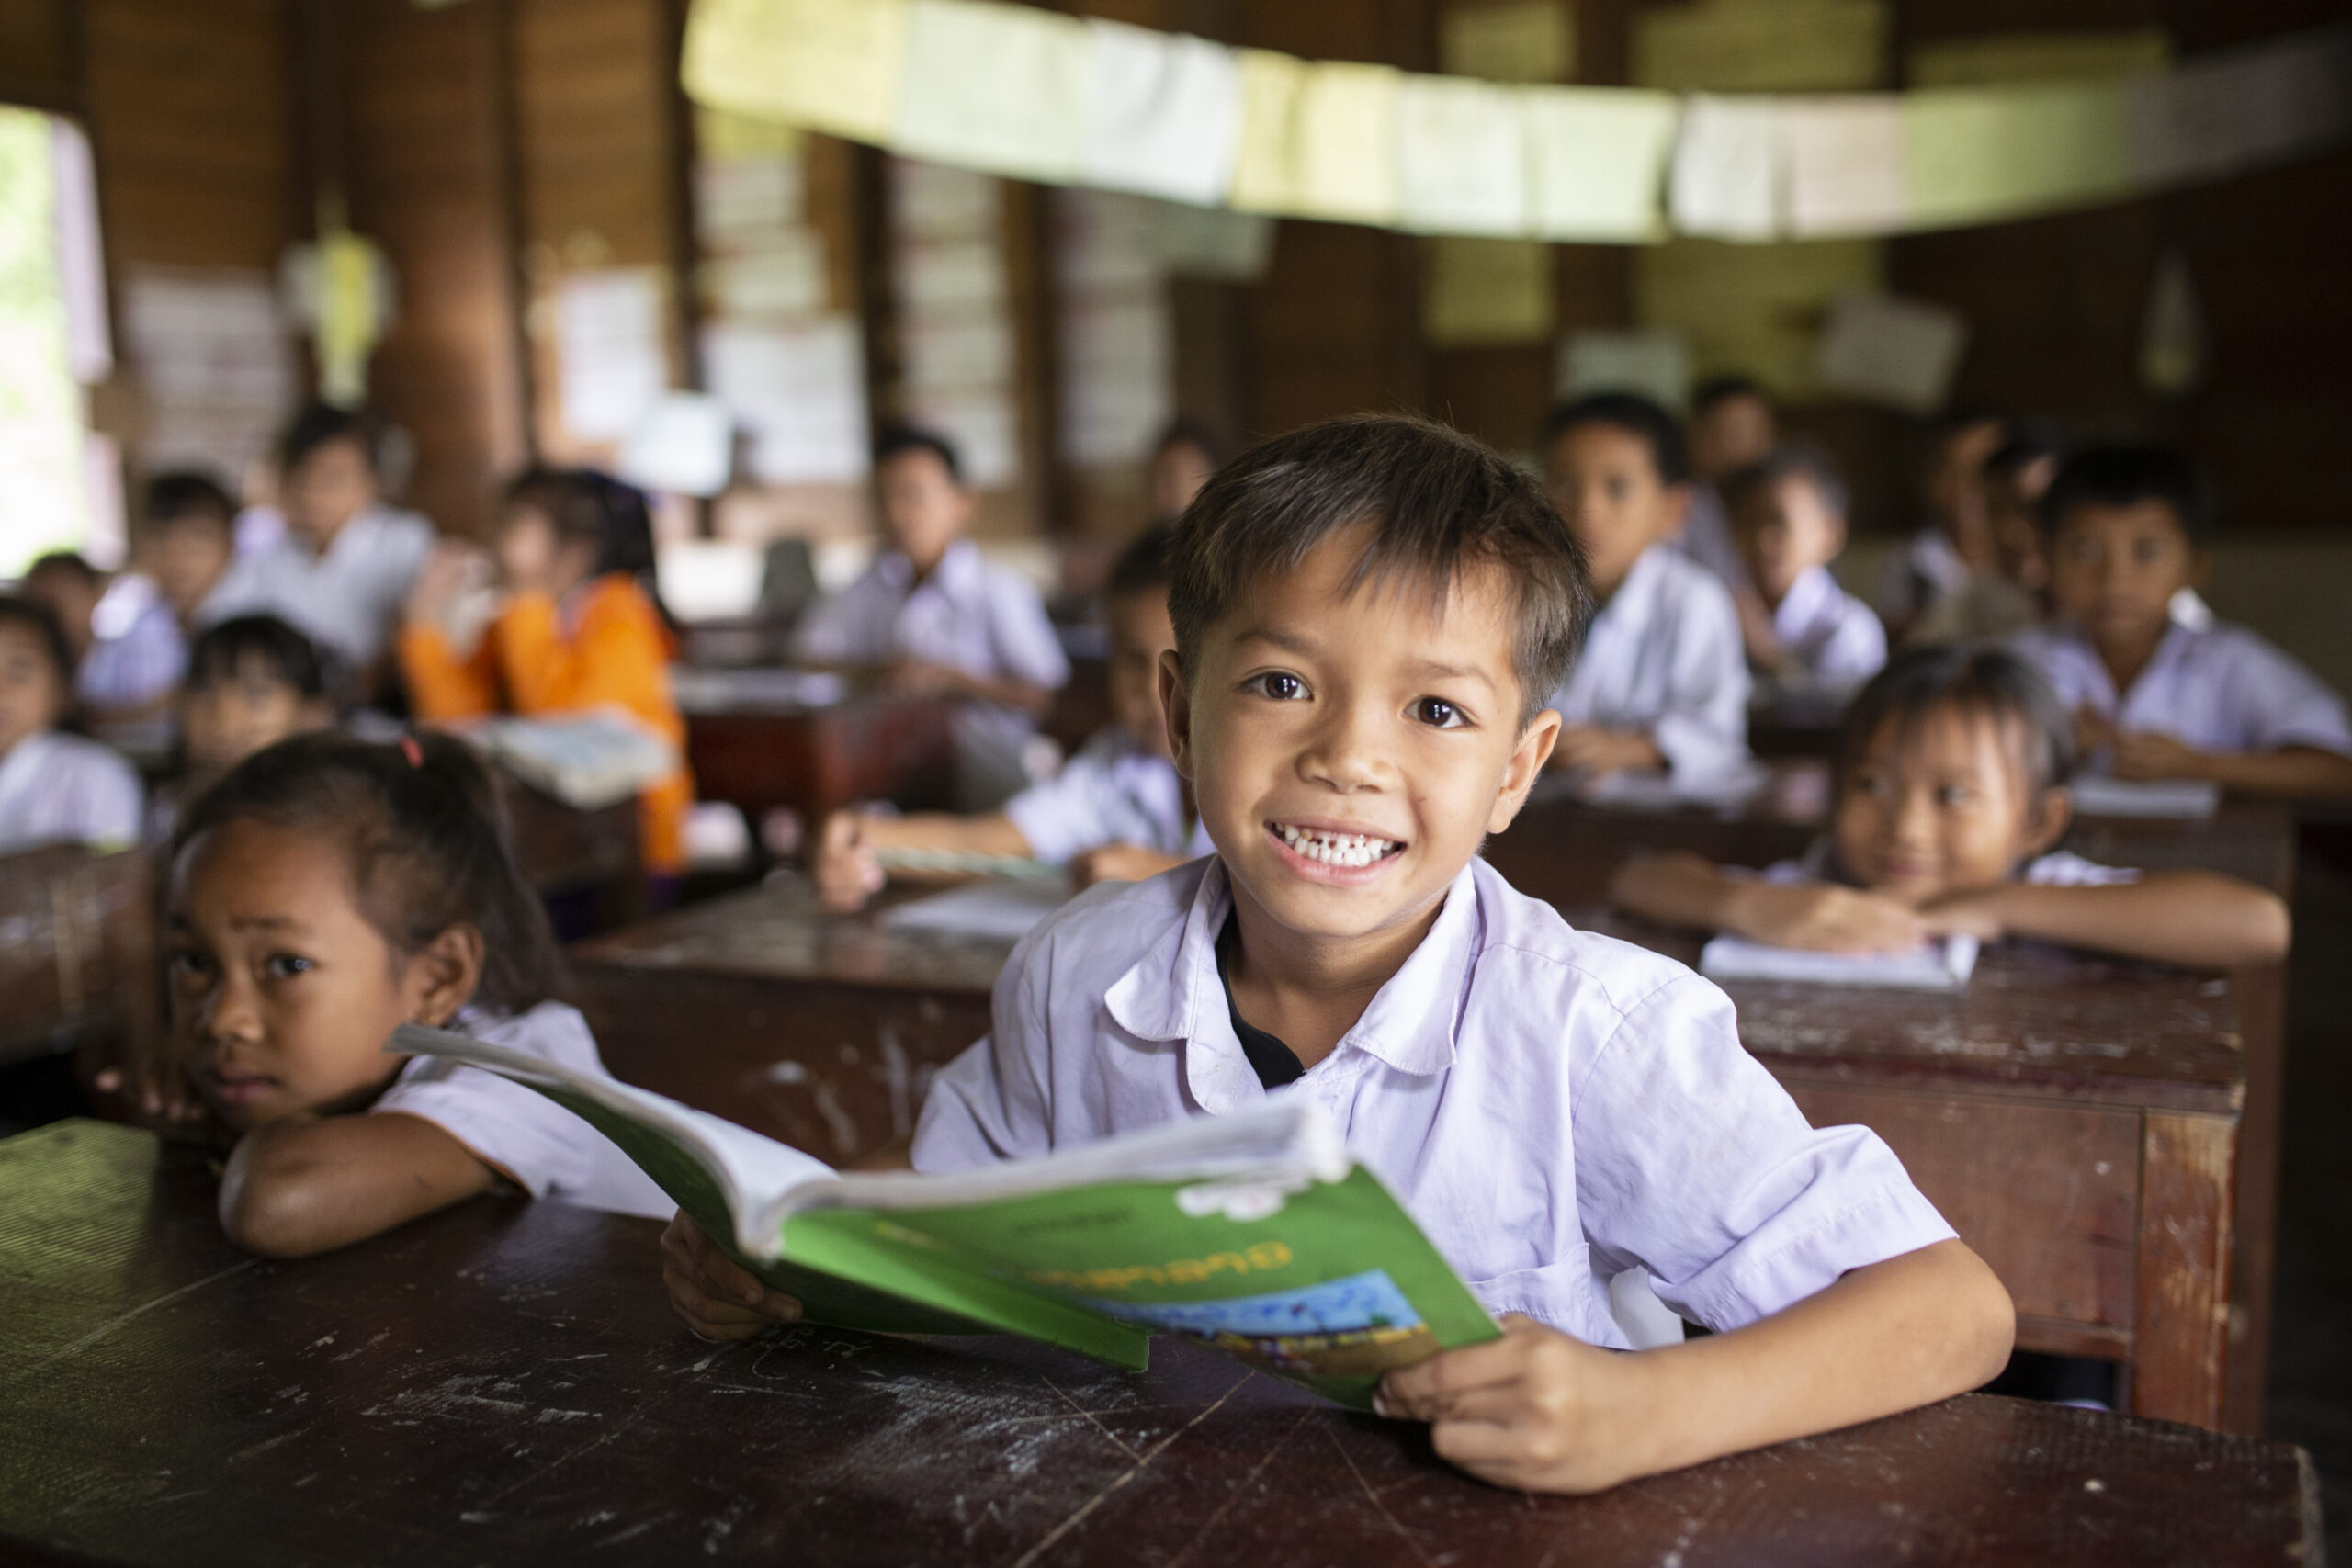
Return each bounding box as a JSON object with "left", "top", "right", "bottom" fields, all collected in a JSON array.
[
  {"left": 985, "top": 568, "right": 1071, "bottom": 690},
  {"left": 1651, "top": 570, "right": 1752, "bottom": 784},
  {"left": 910, "top": 924, "right": 1060, "bottom": 1171},
  {"left": 1002, "top": 751, "right": 1115, "bottom": 863},
  {"left": 2024, "top": 852, "right": 2140, "bottom": 887},
  {"left": 1572, "top": 975, "right": 1955, "bottom": 1331},
  {"left": 2233, "top": 637, "right": 2352, "bottom": 756},
  {"left": 1816, "top": 599, "right": 1887, "bottom": 684}
]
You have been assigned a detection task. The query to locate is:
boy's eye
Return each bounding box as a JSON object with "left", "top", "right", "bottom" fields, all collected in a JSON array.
[
  {"left": 1245, "top": 671, "right": 1307, "bottom": 702},
  {"left": 1935, "top": 785, "right": 1975, "bottom": 807},
  {"left": 1412, "top": 697, "right": 1467, "bottom": 729},
  {"left": 262, "top": 953, "right": 315, "bottom": 980}
]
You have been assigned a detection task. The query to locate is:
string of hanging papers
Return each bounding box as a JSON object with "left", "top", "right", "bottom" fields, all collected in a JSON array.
[{"left": 683, "top": 0, "right": 2352, "bottom": 243}]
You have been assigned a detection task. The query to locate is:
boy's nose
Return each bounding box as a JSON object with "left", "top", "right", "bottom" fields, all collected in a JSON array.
[{"left": 1299, "top": 703, "right": 1389, "bottom": 791}]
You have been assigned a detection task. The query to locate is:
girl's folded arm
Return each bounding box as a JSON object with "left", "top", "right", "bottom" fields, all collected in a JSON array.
[
  {"left": 1610, "top": 850, "right": 1750, "bottom": 932},
  {"left": 217, "top": 1111, "right": 498, "bottom": 1258},
  {"left": 1951, "top": 871, "right": 2290, "bottom": 968}
]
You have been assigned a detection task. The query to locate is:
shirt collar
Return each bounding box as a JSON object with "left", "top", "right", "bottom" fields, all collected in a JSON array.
[
  {"left": 1771, "top": 565, "right": 1836, "bottom": 640},
  {"left": 1591, "top": 544, "right": 1668, "bottom": 635},
  {"left": 1104, "top": 857, "right": 1481, "bottom": 1113},
  {"left": 879, "top": 538, "right": 980, "bottom": 595}
]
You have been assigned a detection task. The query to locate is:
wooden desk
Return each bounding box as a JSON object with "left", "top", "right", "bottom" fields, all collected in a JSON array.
[
  {"left": 496, "top": 774, "right": 644, "bottom": 935},
  {"left": 571, "top": 877, "right": 1007, "bottom": 1163},
  {"left": 0, "top": 1120, "right": 2319, "bottom": 1568},
  {"left": 674, "top": 670, "right": 959, "bottom": 829},
  {"left": 0, "top": 844, "right": 156, "bottom": 1073}
]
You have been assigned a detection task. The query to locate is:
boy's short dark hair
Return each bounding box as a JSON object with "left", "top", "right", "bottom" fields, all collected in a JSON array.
[
  {"left": 187, "top": 615, "right": 328, "bottom": 700},
  {"left": 1538, "top": 392, "right": 1690, "bottom": 486},
  {"left": 874, "top": 425, "right": 964, "bottom": 486},
  {"left": 2038, "top": 442, "right": 2213, "bottom": 547},
  {"left": 1167, "top": 414, "right": 1591, "bottom": 725},
  {"left": 142, "top": 471, "right": 239, "bottom": 530},
  {"left": 1692, "top": 375, "right": 1770, "bottom": 415},
  {"left": 279, "top": 402, "right": 379, "bottom": 475},
  {"left": 1107, "top": 523, "right": 1175, "bottom": 600},
  {"left": 1984, "top": 419, "right": 2066, "bottom": 481},
  {"left": 1839, "top": 645, "right": 2075, "bottom": 800},
  {"left": 26, "top": 550, "right": 101, "bottom": 590},
  {"left": 1722, "top": 445, "right": 1849, "bottom": 525}
]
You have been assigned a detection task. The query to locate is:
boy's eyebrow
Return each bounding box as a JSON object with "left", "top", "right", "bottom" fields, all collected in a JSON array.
[{"left": 1399, "top": 658, "right": 1496, "bottom": 689}]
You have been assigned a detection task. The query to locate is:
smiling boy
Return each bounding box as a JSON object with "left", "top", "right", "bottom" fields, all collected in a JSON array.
[
  {"left": 663, "top": 416, "right": 2011, "bottom": 1494},
  {"left": 2012, "top": 444, "right": 2352, "bottom": 799}
]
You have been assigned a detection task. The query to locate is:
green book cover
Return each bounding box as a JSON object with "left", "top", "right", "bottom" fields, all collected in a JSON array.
[{"left": 389, "top": 1025, "right": 1500, "bottom": 1409}]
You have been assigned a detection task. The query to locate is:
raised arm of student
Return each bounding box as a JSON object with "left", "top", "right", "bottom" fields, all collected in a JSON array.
[
  {"left": 217, "top": 1111, "right": 496, "bottom": 1258},
  {"left": 1920, "top": 869, "right": 2290, "bottom": 968},
  {"left": 1378, "top": 1239, "right": 2010, "bottom": 1495},
  {"left": 1611, "top": 850, "right": 1927, "bottom": 953}
]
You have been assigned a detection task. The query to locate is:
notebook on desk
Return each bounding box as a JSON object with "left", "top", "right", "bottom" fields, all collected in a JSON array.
[
  {"left": 879, "top": 877, "right": 1073, "bottom": 942},
  {"left": 2069, "top": 776, "right": 2222, "bottom": 819},
  {"left": 1699, "top": 932, "right": 1980, "bottom": 991}
]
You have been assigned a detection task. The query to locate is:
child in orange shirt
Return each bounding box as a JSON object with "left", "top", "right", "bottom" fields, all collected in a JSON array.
[{"left": 398, "top": 468, "right": 693, "bottom": 883}]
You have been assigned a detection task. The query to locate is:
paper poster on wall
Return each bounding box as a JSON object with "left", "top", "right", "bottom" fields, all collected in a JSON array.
[
  {"left": 700, "top": 232, "right": 830, "bottom": 318},
  {"left": 1812, "top": 292, "right": 1966, "bottom": 413},
  {"left": 555, "top": 268, "right": 670, "bottom": 443},
  {"left": 1555, "top": 329, "right": 1691, "bottom": 410},
  {"left": 1441, "top": 2, "right": 1574, "bottom": 84},
  {"left": 1634, "top": 238, "right": 1880, "bottom": 395},
  {"left": 702, "top": 315, "right": 869, "bottom": 485},
  {"left": 1634, "top": 0, "right": 1887, "bottom": 94},
  {"left": 121, "top": 265, "right": 296, "bottom": 481},
  {"left": 1423, "top": 238, "right": 1553, "bottom": 347}
]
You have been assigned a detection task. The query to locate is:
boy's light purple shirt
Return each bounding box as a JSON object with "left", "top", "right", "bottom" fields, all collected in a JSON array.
[
  {"left": 911, "top": 854, "right": 1954, "bottom": 1348},
  {"left": 2011, "top": 618, "right": 2352, "bottom": 763}
]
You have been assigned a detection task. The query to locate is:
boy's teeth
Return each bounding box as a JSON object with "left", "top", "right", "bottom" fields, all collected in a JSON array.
[{"left": 1275, "top": 823, "right": 1397, "bottom": 868}]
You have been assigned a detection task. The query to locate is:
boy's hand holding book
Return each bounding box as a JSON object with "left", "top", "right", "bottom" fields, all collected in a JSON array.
[{"left": 1375, "top": 1315, "right": 1657, "bottom": 1495}]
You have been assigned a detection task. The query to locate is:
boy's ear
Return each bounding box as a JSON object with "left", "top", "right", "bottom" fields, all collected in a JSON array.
[
  {"left": 1487, "top": 707, "right": 1562, "bottom": 835},
  {"left": 1157, "top": 649, "right": 1193, "bottom": 781},
  {"left": 407, "top": 923, "right": 485, "bottom": 1029},
  {"left": 2024, "top": 786, "right": 2073, "bottom": 858}
]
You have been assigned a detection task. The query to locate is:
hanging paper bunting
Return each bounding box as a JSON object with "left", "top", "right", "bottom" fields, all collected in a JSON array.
[
  {"left": 1233, "top": 57, "right": 1403, "bottom": 226},
  {"left": 1781, "top": 96, "right": 1905, "bottom": 238},
  {"left": 1082, "top": 18, "right": 1243, "bottom": 208},
  {"left": 893, "top": 0, "right": 1090, "bottom": 184},
  {"left": 1522, "top": 87, "right": 1679, "bottom": 243},
  {"left": 683, "top": 0, "right": 908, "bottom": 144},
  {"left": 1668, "top": 96, "right": 1783, "bottom": 241},
  {"left": 1902, "top": 81, "right": 2133, "bottom": 232},
  {"left": 1396, "top": 76, "right": 1526, "bottom": 237},
  {"left": 2129, "top": 25, "right": 2352, "bottom": 189}
]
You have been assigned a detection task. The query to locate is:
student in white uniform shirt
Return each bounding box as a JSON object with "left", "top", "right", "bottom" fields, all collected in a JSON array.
[
  {"left": 1677, "top": 374, "right": 1776, "bottom": 591},
  {"left": 199, "top": 403, "right": 435, "bottom": 696},
  {"left": 2012, "top": 443, "right": 2352, "bottom": 800},
  {"left": 0, "top": 596, "right": 141, "bottom": 853},
  {"left": 147, "top": 730, "right": 669, "bottom": 1258},
  {"left": 1539, "top": 392, "right": 1750, "bottom": 785},
  {"left": 814, "top": 525, "right": 1204, "bottom": 909},
  {"left": 791, "top": 426, "right": 1069, "bottom": 809},
  {"left": 664, "top": 414, "right": 2015, "bottom": 1497},
  {"left": 1613, "top": 645, "right": 2288, "bottom": 967},
  {"left": 1724, "top": 446, "right": 1886, "bottom": 691}
]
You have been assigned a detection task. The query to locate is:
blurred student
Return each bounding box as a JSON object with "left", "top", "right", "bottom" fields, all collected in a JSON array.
[
  {"left": 1908, "top": 423, "right": 2065, "bottom": 647},
  {"left": 1612, "top": 646, "right": 2289, "bottom": 967},
  {"left": 1725, "top": 446, "right": 1885, "bottom": 690},
  {"left": 1540, "top": 392, "right": 1748, "bottom": 785},
  {"left": 1148, "top": 420, "right": 1221, "bottom": 525},
  {"left": 2013, "top": 444, "right": 2352, "bottom": 798},
  {"left": 150, "top": 615, "right": 334, "bottom": 844},
  {"left": 0, "top": 595, "right": 141, "bottom": 852},
  {"left": 152, "top": 731, "right": 670, "bottom": 1257},
  {"left": 1877, "top": 411, "right": 2007, "bottom": 637},
  {"left": 400, "top": 468, "right": 694, "bottom": 881},
  {"left": 815, "top": 525, "right": 1199, "bottom": 909},
  {"left": 141, "top": 471, "right": 242, "bottom": 627},
  {"left": 202, "top": 403, "right": 434, "bottom": 694},
  {"left": 1678, "top": 374, "right": 1776, "bottom": 589},
  {"left": 792, "top": 426, "right": 1069, "bottom": 809}
]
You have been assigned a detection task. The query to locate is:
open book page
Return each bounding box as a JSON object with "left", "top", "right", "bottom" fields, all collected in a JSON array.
[
  {"left": 878, "top": 877, "right": 1073, "bottom": 942},
  {"left": 390, "top": 1026, "right": 1500, "bottom": 1406},
  {"left": 1699, "top": 931, "right": 1980, "bottom": 990}
]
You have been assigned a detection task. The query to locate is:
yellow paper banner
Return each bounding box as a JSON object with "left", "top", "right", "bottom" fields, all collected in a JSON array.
[
  {"left": 683, "top": 0, "right": 907, "bottom": 144},
  {"left": 893, "top": 0, "right": 1089, "bottom": 184}
]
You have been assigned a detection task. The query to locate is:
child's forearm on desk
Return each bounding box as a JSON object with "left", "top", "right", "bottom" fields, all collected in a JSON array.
[
  {"left": 1981, "top": 874, "right": 2290, "bottom": 967},
  {"left": 219, "top": 1112, "right": 495, "bottom": 1258}
]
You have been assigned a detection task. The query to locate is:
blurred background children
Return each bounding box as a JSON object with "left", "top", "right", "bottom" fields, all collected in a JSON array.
[
  {"left": 1725, "top": 445, "right": 1885, "bottom": 691},
  {"left": 1908, "top": 422, "right": 2066, "bottom": 647},
  {"left": 158, "top": 730, "right": 670, "bottom": 1257},
  {"left": 149, "top": 615, "right": 334, "bottom": 844},
  {"left": 1540, "top": 391, "right": 1749, "bottom": 785},
  {"left": 814, "top": 525, "right": 1197, "bottom": 909},
  {"left": 1878, "top": 411, "right": 2007, "bottom": 638},
  {"left": 791, "top": 426, "right": 1069, "bottom": 809},
  {"left": 1611, "top": 645, "right": 2290, "bottom": 966},
  {"left": 201, "top": 402, "right": 434, "bottom": 699},
  {"left": 0, "top": 595, "right": 141, "bottom": 853},
  {"left": 401, "top": 468, "right": 694, "bottom": 886},
  {"left": 2014, "top": 444, "right": 2352, "bottom": 798},
  {"left": 1148, "top": 419, "right": 1221, "bottom": 526},
  {"left": 1679, "top": 374, "right": 1777, "bottom": 589}
]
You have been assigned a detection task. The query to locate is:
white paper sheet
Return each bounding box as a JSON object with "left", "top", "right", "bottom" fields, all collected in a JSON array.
[
  {"left": 881, "top": 877, "right": 1072, "bottom": 942},
  {"left": 1555, "top": 328, "right": 1690, "bottom": 408},
  {"left": 1782, "top": 95, "right": 1907, "bottom": 237},
  {"left": 1668, "top": 95, "right": 1785, "bottom": 241},
  {"left": 1083, "top": 18, "right": 1243, "bottom": 207},
  {"left": 892, "top": 0, "right": 1090, "bottom": 184},
  {"left": 2067, "top": 775, "right": 2222, "bottom": 819},
  {"left": 1700, "top": 931, "right": 1978, "bottom": 990},
  {"left": 1522, "top": 86, "right": 1679, "bottom": 243},
  {"left": 1396, "top": 75, "right": 1528, "bottom": 237},
  {"left": 1813, "top": 292, "right": 1965, "bottom": 413},
  {"left": 701, "top": 315, "right": 869, "bottom": 485},
  {"left": 556, "top": 269, "right": 670, "bottom": 442}
]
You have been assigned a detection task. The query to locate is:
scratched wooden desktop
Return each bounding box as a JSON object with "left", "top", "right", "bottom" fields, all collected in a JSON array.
[
  {"left": 0, "top": 1120, "right": 2319, "bottom": 1568},
  {"left": 672, "top": 667, "right": 960, "bottom": 829},
  {"left": 571, "top": 871, "right": 2254, "bottom": 1430}
]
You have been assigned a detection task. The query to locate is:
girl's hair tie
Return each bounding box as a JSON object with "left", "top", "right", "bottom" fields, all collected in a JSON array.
[{"left": 400, "top": 734, "right": 424, "bottom": 769}]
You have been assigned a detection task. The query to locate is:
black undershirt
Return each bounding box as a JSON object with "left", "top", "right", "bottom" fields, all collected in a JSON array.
[{"left": 1216, "top": 913, "right": 1306, "bottom": 1089}]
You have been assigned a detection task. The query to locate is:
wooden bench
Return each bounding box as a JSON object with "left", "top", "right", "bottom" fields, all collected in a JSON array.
[{"left": 0, "top": 1119, "right": 2319, "bottom": 1568}]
